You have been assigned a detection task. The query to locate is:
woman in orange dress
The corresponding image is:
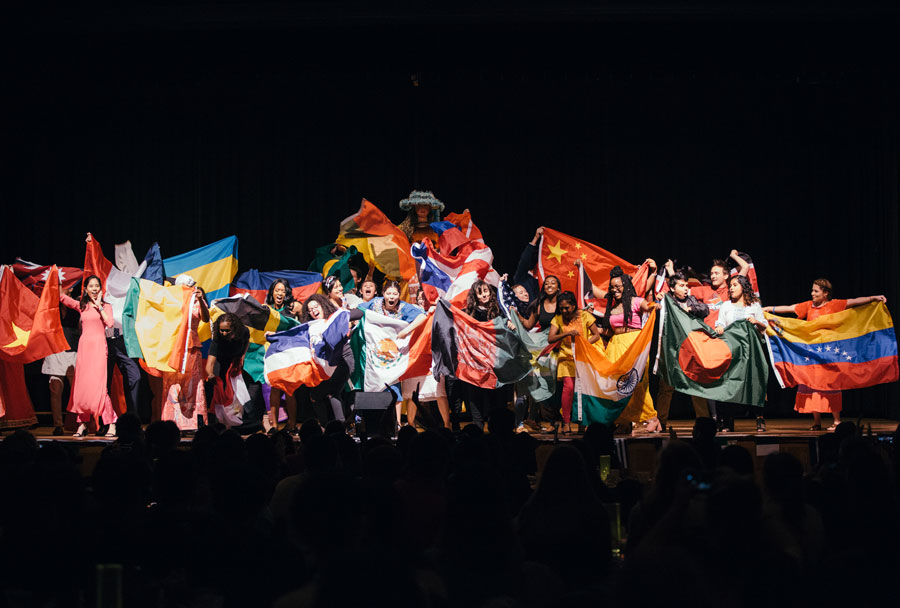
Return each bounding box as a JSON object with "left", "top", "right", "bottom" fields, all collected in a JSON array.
[
  {"left": 60, "top": 275, "right": 117, "bottom": 437},
  {"left": 765, "top": 278, "right": 886, "bottom": 430}
]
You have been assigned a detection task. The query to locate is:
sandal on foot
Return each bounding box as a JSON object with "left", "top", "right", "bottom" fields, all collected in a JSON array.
[{"left": 809, "top": 424, "right": 822, "bottom": 431}]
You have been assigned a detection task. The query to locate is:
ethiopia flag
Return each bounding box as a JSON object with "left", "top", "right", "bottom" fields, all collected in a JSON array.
[
  {"left": 431, "top": 299, "right": 531, "bottom": 388},
  {"left": 658, "top": 294, "right": 768, "bottom": 407},
  {"left": 122, "top": 278, "right": 195, "bottom": 373},
  {"left": 572, "top": 309, "right": 656, "bottom": 426},
  {"left": 349, "top": 309, "right": 433, "bottom": 392},
  {"left": 534, "top": 227, "right": 651, "bottom": 308},
  {"left": 203, "top": 294, "right": 299, "bottom": 383},
  {"left": 231, "top": 269, "right": 323, "bottom": 305},
  {"left": 336, "top": 199, "right": 416, "bottom": 280},
  {"left": 765, "top": 302, "right": 898, "bottom": 391}
]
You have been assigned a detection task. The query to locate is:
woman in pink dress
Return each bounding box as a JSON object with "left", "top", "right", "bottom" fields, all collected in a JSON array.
[
  {"left": 161, "top": 276, "right": 210, "bottom": 431},
  {"left": 60, "top": 274, "right": 117, "bottom": 437}
]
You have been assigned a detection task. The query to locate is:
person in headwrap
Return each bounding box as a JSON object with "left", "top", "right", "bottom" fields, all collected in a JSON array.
[{"left": 396, "top": 190, "right": 445, "bottom": 249}]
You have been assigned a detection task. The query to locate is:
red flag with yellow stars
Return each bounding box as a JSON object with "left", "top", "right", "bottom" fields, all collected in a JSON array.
[{"left": 534, "top": 227, "right": 639, "bottom": 297}]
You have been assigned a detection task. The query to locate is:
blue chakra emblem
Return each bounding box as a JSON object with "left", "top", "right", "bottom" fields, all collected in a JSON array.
[{"left": 616, "top": 369, "right": 639, "bottom": 396}]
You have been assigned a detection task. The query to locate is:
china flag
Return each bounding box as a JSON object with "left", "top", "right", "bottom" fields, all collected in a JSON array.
[{"left": 534, "top": 228, "right": 640, "bottom": 297}]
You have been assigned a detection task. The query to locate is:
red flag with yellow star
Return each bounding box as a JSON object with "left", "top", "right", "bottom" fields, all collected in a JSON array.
[{"left": 535, "top": 228, "right": 639, "bottom": 298}]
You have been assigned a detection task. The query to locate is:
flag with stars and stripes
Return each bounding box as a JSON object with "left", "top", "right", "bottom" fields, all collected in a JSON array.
[{"left": 765, "top": 302, "right": 898, "bottom": 391}]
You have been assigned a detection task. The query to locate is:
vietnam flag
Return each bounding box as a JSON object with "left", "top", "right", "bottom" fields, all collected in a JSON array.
[
  {"left": 431, "top": 299, "right": 531, "bottom": 388},
  {"left": 336, "top": 199, "right": 416, "bottom": 280},
  {"left": 765, "top": 302, "right": 898, "bottom": 391},
  {"left": 0, "top": 264, "right": 68, "bottom": 364},
  {"left": 535, "top": 228, "right": 649, "bottom": 305}
]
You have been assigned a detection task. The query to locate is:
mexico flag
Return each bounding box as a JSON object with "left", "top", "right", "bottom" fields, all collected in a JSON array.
[
  {"left": 657, "top": 294, "right": 768, "bottom": 407},
  {"left": 431, "top": 299, "right": 531, "bottom": 388},
  {"left": 572, "top": 309, "right": 656, "bottom": 426},
  {"left": 350, "top": 309, "right": 433, "bottom": 392}
]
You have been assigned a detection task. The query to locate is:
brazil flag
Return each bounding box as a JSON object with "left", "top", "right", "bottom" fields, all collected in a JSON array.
[{"left": 658, "top": 294, "right": 768, "bottom": 407}]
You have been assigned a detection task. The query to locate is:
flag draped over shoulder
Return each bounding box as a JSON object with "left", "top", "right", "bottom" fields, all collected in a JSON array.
[
  {"left": 336, "top": 199, "right": 416, "bottom": 280},
  {"left": 349, "top": 309, "right": 433, "bottom": 392},
  {"left": 431, "top": 299, "right": 531, "bottom": 388},
  {"left": 231, "top": 269, "right": 323, "bottom": 305},
  {"left": 535, "top": 227, "right": 650, "bottom": 309},
  {"left": 0, "top": 265, "right": 68, "bottom": 364},
  {"left": 163, "top": 236, "right": 239, "bottom": 303},
  {"left": 573, "top": 309, "right": 657, "bottom": 425},
  {"left": 508, "top": 309, "right": 557, "bottom": 403},
  {"left": 658, "top": 295, "right": 768, "bottom": 406},
  {"left": 765, "top": 302, "right": 898, "bottom": 391},
  {"left": 12, "top": 258, "right": 83, "bottom": 294},
  {"left": 412, "top": 224, "right": 500, "bottom": 307},
  {"left": 203, "top": 294, "right": 299, "bottom": 383},
  {"left": 264, "top": 310, "right": 350, "bottom": 394},
  {"left": 123, "top": 278, "right": 194, "bottom": 373}
]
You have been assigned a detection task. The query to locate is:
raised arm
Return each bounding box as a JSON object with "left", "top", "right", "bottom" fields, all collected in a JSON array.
[
  {"left": 764, "top": 303, "right": 798, "bottom": 315},
  {"left": 396, "top": 312, "right": 428, "bottom": 339},
  {"left": 730, "top": 250, "right": 750, "bottom": 277},
  {"left": 846, "top": 295, "right": 887, "bottom": 308},
  {"left": 59, "top": 293, "right": 81, "bottom": 311}
]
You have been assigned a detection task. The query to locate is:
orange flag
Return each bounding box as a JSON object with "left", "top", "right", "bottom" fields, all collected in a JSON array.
[
  {"left": 444, "top": 210, "right": 484, "bottom": 243},
  {"left": 0, "top": 265, "right": 69, "bottom": 364},
  {"left": 535, "top": 227, "right": 641, "bottom": 297},
  {"left": 337, "top": 199, "right": 417, "bottom": 280}
]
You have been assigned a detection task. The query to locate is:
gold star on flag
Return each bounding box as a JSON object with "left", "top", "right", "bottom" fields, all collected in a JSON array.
[
  {"left": 547, "top": 240, "right": 568, "bottom": 264},
  {"left": 567, "top": 271, "right": 575, "bottom": 278},
  {"left": 574, "top": 242, "right": 582, "bottom": 249},
  {"left": 580, "top": 253, "right": 587, "bottom": 261}
]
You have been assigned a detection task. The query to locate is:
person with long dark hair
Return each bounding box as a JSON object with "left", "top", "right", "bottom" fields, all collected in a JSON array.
[
  {"left": 266, "top": 279, "right": 298, "bottom": 432},
  {"left": 764, "top": 278, "right": 886, "bottom": 431},
  {"left": 547, "top": 291, "right": 602, "bottom": 433},
  {"left": 716, "top": 274, "right": 767, "bottom": 432},
  {"left": 460, "top": 280, "right": 515, "bottom": 430},
  {"left": 599, "top": 266, "right": 661, "bottom": 433},
  {"left": 520, "top": 275, "right": 562, "bottom": 331},
  {"left": 60, "top": 274, "right": 117, "bottom": 437}
]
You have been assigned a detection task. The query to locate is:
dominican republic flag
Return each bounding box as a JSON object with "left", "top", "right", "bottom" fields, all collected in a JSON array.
[
  {"left": 412, "top": 224, "right": 500, "bottom": 308},
  {"left": 656, "top": 295, "right": 768, "bottom": 407},
  {"left": 431, "top": 299, "right": 531, "bottom": 388},
  {"left": 765, "top": 302, "right": 898, "bottom": 391},
  {"left": 231, "top": 269, "right": 323, "bottom": 305},
  {"left": 264, "top": 310, "right": 350, "bottom": 394},
  {"left": 573, "top": 309, "right": 657, "bottom": 426},
  {"left": 349, "top": 309, "right": 433, "bottom": 392},
  {"left": 12, "top": 258, "right": 83, "bottom": 295}
]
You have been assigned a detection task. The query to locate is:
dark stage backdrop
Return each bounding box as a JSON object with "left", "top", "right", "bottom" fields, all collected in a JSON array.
[{"left": 4, "top": 10, "right": 900, "bottom": 419}]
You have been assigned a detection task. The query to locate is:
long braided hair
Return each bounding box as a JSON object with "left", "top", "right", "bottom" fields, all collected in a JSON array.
[{"left": 600, "top": 266, "right": 636, "bottom": 330}]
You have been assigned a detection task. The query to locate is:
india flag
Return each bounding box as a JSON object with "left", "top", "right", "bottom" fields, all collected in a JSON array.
[{"left": 573, "top": 309, "right": 657, "bottom": 426}]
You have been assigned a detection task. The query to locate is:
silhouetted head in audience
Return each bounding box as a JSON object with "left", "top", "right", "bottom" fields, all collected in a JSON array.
[
  {"left": 692, "top": 417, "right": 717, "bottom": 443},
  {"left": 304, "top": 435, "right": 340, "bottom": 474},
  {"left": 324, "top": 419, "right": 346, "bottom": 436},
  {"left": 720, "top": 444, "right": 754, "bottom": 476},
  {"left": 145, "top": 420, "right": 181, "bottom": 456},
  {"left": 408, "top": 431, "right": 451, "bottom": 482},
  {"left": 362, "top": 444, "right": 403, "bottom": 485},
  {"left": 763, "top": 452, "right": 805, "bottom": 523},
  {"left": 115, "top": 412, "right": 144, "bottom": 444},
  {"left": 396, "top": 424, "right": 418, "bottom": 459},
  {"left": 299, "top": 418, "right": 324, "bottom": 444},
  {"left": 0, "top": 429, "right": 38, "bottom": 466}
]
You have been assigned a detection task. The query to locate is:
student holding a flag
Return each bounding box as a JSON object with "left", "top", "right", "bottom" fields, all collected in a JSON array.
[
  {"left": 548, "top": 291, "right": 602, "bottom": 433},
  {"left": 600, "top": 266, "right": 661, "bottom": 433},
  {"left": 267, "top": 279, "right": 299, "bottom": 432},
  {"left": 60, "top": 275, "right": 118, "bottom": 437},
  {"left": 764, "top": 279, "right": 887, "bottom": 430},
  {"left": 716, "top": 274, "right": 768, "bottom": 432},
  {"left": 161, "top": 276, "right": 209, "bottom": 431}
]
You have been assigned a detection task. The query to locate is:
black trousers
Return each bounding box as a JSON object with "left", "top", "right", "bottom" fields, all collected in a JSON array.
[{"left": 106, "top": 335, "right": 141, "bottom": 417}]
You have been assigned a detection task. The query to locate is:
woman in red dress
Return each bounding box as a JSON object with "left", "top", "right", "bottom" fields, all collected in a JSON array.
[
  {"left": 765, "top": 278, "right": 886, "bottom": 430},
  {"left": 60, "top": 274, "right": 117, "bottom": 437}
]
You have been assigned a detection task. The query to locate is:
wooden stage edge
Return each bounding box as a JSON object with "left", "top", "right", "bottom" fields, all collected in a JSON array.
[{"left": 17, "top": 417, "right": 898, "bottom": 444}]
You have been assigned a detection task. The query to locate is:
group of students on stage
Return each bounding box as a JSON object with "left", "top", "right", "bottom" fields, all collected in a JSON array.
[{"left": 36, "top": 216, "right": 886, "bottom": 440}]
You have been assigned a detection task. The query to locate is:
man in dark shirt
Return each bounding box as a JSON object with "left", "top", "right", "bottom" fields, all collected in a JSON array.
[
  {"left": 655, "top": 269, "right": 710, "bottom": 430},
  {"left": 204, "top": 313, "right": 263, "bottom": 432}
]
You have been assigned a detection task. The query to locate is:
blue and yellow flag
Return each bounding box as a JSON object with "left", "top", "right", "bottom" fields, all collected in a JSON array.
[
  {"left": 164, "top": 236, "right": 239, "bottom": 303},
  {"left": 765, "top": 302, "right": 899, "bottom": 391}
]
